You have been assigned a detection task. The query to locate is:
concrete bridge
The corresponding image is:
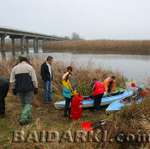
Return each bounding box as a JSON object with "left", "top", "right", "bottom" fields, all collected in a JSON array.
[{"left": 0, "top": 27, "right": 64, "bottom": 59}]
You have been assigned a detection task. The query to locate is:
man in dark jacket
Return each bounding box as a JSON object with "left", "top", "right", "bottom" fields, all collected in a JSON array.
[
  {"left": 41, "top": 56, "right": 53, "bottom": 103},
  {"left": 10, "top": 55, "right": 38, "bottom": 125},
  {"left": 0, "top": 77, "right": 9, "bottom": 118}
]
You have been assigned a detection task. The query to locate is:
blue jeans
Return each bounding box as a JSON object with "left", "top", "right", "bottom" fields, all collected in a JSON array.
[{"left": 44, "top": 80, "right": 52, "bottom": 102}]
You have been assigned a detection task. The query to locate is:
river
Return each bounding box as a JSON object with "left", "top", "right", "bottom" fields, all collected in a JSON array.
[{"left": 1, "top": 49, "right": 150, "bottom": 85}]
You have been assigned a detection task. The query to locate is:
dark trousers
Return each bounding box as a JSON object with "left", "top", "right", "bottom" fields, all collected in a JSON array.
[
  {"left": 0, "top": 82, "right": 9, "bottom": 115},
  {"left": 64, "top": 97, "right": 72, "bottom": 117},
  {"left": 93, "top": 94, "right": 104, "bottom": 111}
]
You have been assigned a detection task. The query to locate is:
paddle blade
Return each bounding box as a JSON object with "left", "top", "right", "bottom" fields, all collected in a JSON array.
[{"left": 81, "top": 121, "right": 93, "bottom": 132}]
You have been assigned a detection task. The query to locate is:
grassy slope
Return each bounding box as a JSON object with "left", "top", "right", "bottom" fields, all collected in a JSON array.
[
  {"left": 0, "top": 59, "right": 150, "bottom": 149},
  {"left": 1, "top": 95, "right": 112, "bottom": 149},
  {"left": 1, "top": 96, "right": 150, "bottom": 149}
]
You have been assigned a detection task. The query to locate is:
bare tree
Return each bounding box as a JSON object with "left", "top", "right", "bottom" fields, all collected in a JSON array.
[{"left": 71, "top": 32, "right": 81, "bottom": 40}]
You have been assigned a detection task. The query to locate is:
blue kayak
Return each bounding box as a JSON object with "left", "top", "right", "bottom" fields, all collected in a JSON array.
[
  {"left": 106, "top": 95, "right": 143, "bottom": 111},
  {"left": 54, "top": 89, "right": 134, "bottom": 109}
]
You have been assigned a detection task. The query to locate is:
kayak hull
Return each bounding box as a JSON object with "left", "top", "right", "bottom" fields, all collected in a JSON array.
[
  {"left": 106, "top": 96, "right": 143, "bottom": 111},
  {"left": 54, "top": 89, "right": 134, "bottom": 110}
]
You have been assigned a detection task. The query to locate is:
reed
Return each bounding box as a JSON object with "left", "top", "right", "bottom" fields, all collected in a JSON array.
[
  {"left": 0, "top": 58, "right": 126, "bottom": 97},
  {"left": 0, "top": 59, "right": 149, "bottom": 149},
  {"left": 46, "top": 40, "right": 150, "bottom": 55}
]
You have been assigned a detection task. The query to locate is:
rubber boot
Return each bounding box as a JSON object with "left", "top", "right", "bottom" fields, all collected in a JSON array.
[{"left": 19, "top": 104, "right": 32, "bottom": 125}]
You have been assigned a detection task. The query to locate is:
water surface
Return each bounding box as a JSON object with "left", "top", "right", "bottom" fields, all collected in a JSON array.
[
  {"left": 32, "top": 52, "right": 150, "bottom": 85},
  {"left": 1, "top": 50, "right": 150, "bottom": 85}
]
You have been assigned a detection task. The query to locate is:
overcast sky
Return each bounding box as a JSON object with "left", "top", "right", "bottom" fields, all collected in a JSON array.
[{"left": 0, "top": 0, "right": 150, "bottom": 39}]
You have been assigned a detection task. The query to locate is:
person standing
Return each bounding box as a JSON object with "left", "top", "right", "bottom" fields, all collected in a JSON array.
[
  {"left": 62, "top": 66, "right": 75, "bottom": 117},
  {"left": 92, "top": 78, "right": 105, "bottom": 111},
  {"left": 10, "top": 55, "right": 38, "bottom": 125},
  {"left": 0, "top": 77, "right": 9, "bottom": 118},
  {"left": 41, "top": 56, "right": 53, "bottom": 103}
]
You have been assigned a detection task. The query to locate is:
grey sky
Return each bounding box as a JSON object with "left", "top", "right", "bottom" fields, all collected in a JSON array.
[{"left": 0, "top": 0, "right": 150, "bottom": 39}]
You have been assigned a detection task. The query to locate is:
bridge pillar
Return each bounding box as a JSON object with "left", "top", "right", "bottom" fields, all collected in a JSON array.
[
  {"left": 25, "top": 38, "right": 29, "bottom": 54},
  {"left": 42, "top": 39, "right": 45, "bottom": 50},
  {"left": 20, "top": 37, "right": 25, "bottom": 54},
  {"left": 34, "top": 38, "right": 38, "bottom": 53},
  {"left": 11, "top": 38, "right": 16, "bottom": 58},
  {"left": 0, "top": 34, "right": 6, "bottom": 60},
  {"left": 43, "top": 39, "right": 48, "bottom": 50}
]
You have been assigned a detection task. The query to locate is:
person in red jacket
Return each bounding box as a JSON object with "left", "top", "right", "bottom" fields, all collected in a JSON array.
[{"left": 92, "top": 78, "right": 105, "bottom": 111}]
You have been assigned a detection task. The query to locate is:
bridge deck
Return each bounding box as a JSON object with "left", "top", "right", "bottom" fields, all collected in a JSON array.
[{"left": 0, "top": 27, "right": 64, "bottom": 40}]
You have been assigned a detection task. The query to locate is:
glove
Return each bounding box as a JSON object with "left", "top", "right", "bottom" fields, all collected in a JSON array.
[
  {"left": 12, "top": 89, "right": 17, "bottom": 95},
  {"left": 34, "top": 88, "right": 38, "bottom": 94}
]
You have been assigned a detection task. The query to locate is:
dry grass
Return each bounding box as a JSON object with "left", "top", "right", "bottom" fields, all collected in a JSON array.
[
  {"left": 3, "top": 39, "right": 150, "bottom": 54},
  {"left": 46, "top": 40, "right": 150, "bottom": 55},
  {"left": 110, "top": 97, "right": 150, "bottom": 149},
  {"left": 0, "top": 59, "right": 150, "bottom": 149},
  {"left": 0, "top": 58, "right": 126, "bottom": 97}
]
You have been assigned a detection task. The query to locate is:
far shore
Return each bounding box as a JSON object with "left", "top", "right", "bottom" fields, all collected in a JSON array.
[
  {"left": 2, "top": 40, "right": 150, "bottom": 55},
  {"left": 45, "top": 40, "right": 150, "bottom": 55}
]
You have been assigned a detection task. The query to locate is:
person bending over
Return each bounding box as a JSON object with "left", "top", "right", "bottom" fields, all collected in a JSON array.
[
  {"left": 92, "top": 78, "right": 105, "bottom": 111},
  {"left": 104, "top": 76, "right": 116, "bottom": 94}
]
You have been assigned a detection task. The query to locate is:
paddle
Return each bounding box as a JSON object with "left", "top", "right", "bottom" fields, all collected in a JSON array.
[{"left": 81, "top": 120, "right": 106, "bottom": 132}]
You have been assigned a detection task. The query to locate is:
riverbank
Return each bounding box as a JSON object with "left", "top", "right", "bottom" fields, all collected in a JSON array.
[
  {"left": 2, "top": 40, "right": 150, "bottom": 55},
  {"left": 0, "top": 59, "right": 150, "bottom": 149},
  {"left": 0, "top": 59, "right": 126, "bottom": 96},
  {"left": 46, "top": 40, "right": 150, "bottom": 55}
]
